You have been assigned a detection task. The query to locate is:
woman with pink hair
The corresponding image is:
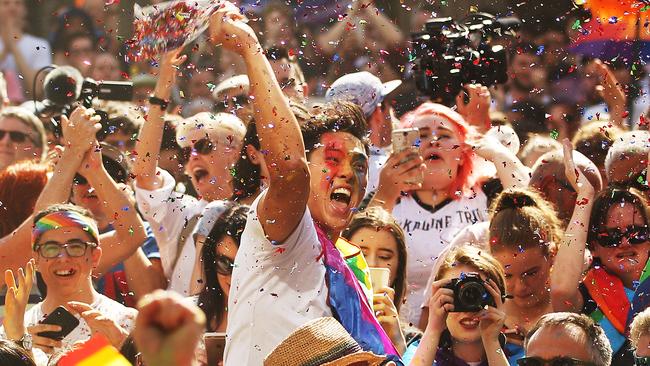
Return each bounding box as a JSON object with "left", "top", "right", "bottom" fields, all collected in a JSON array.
[{"left": 371, "top": 102, "right": 489, "bottom": 326}]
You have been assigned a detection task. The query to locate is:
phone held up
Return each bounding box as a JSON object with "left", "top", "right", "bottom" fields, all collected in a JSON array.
[
  {"left": 391, "top": 127, "right": 423, "bottom": 184},
  {"left": 37, "top": 306, "right": 80, "bottom": 340}
]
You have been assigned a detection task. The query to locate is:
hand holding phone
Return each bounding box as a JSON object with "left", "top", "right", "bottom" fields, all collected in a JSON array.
[
  {"left": 36, "top": 306, "right": 80, "bottom": 340},
  {"left": 391, "top": 128, "right": 423, "bottom": 184}
]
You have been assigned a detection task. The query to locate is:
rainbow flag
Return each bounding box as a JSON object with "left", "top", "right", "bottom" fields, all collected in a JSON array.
[
  {"left": 335, "top": 237, "right": 373, "bottom": 308},
  {"left": 58, "top": 335, "right": 132, "bottom": 366},
  {"left": 315, "top": 224, "right": 401, "bottom": 363}
]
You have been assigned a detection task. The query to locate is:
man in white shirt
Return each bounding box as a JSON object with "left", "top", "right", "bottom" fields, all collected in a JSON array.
[
  {"left": 133, "top": 50, "right": 246, "bottom": 295},
  {"left": 5, "top": 204, "right": 137, "bottom": 355},
  {"left": 209, "top": 6, "right": 388, "bottom": 365}
]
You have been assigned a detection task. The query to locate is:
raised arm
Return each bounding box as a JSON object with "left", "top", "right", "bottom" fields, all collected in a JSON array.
[
  {"left": 210, "top": 5, "right": 309, "bottom": 243},
  {"left": 0, "top": 108, "right": 99, "bottom": 274},
  {"left": 592, "top": 59, "right": 627, "bottom": 129},
  {"left": 76, "top": 144, "right": 148, "bottom": 275},
  {"left": 132, "top": 50, "right": 186, "bottom": 190},
  {"left": 472, "top": 134, "right": 530, "bottom": 189},
  {"left": 550, "top": 139, "right": 595, "bottom": 312}
]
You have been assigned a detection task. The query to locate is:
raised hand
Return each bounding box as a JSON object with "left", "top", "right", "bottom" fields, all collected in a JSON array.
[
  {"left": 592, "top": 59, "right": 627, "bottom": 126},
  {"left": 154, "top": 48, "right": 187, "bottom": 98},
  {"left": 208, "top": 2, "right": 259, "bottom": 55},
  {"left": 372, "top": 149, "right": 425, "bottom": 210},
  {"left": 426, "top": 278, "right": 454, "bottom": 333},
  {"left": 373, "top": 287, "right": 405, "bottom": 352},
  {"left": 3, "top": 259, "right": 35, "bottom": 341},
  {"left": 478, "top": 279, "right": 506, "bottom": 342},
  {"left": 61, "top": 106, "right": 102, "bottom": 154},
  {"left": 133, "top": 290, "right": 206, "bottom": 366},
  {"left": 67, "top": 301, "right": 129, "bottom": 349},
  {"left": 562, "top": 138, "right": 595, "bottom": 197},
  {"left": 456, "top": 84, "right": 492, "bottom": 132}
]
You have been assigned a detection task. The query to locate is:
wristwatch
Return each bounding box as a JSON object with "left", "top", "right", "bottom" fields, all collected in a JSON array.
[
  {"left": 148, "top": 95, "right": 169, "bottom": 110},
  {"left": 14, "top": 333, "right": 32, "bottom": 351}
]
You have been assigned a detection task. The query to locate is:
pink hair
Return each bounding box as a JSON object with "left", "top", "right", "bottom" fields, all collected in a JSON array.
[{"left": 400, "top": 102, "right": 476, "bottom": 199}]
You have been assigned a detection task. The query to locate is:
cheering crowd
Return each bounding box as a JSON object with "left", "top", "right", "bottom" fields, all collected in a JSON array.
[{"left": 2, "top": 0, "right": 650, "bottom": 365}]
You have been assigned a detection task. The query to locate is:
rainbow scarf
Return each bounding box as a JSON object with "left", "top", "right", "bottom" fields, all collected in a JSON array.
[
  {"left": 335, "top": 237, "right": 374, "bottom": 308},
  {"left": 32, "top": 211, "right": 99, "bottom": 248},
  {"left": 315, "top": 223, "right": 401, "bottom": 361},
  {"left": 584, "top": 259, "right": 650, "bottom": 334}
]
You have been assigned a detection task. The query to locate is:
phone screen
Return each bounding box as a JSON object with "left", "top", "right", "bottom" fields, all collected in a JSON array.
[{"left": 37, "top": 306, "right": 80, "bottom": 340}]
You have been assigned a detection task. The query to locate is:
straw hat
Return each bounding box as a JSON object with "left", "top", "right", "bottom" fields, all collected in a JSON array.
[{"left": 264, "top": 317, "right": 387, "bottom": 366}]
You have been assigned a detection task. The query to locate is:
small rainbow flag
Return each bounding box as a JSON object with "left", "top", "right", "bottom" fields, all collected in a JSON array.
[{"left": 58, "top": 335, "right": 131, "bottom": 366}]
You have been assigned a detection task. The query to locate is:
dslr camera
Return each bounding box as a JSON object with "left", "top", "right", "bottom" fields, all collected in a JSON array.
[
  {"left": 444, "top": 273, "right": 495, "bottom": 312},
  {"left": 410, "top": 12, "right": 519, "bottom": 106}
]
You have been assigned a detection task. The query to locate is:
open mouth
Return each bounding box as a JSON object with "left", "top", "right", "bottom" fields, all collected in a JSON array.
[
  {"left": 459, "top": 317, "right": 479, "bottom": 328},
  {"left": 54, "top": 268, "right": 76, "bottom": 277},
  {"left": 330, "top": 187, "right": 352, "bottom": 206},
  {"left": 193, "top": 168, "right": 209, "bottom": 183}
]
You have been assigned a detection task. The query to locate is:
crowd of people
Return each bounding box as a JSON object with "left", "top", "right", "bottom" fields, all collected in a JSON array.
[{"left": 1, "top": 0, "right": 650, "bottom": 365}]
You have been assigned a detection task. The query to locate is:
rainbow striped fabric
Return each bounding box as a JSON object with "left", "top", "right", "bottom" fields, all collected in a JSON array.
[
  {"left": 335, "top": 237, "right": 374, "bottom": 308},
  {"left": 32, "top": 210, "right": 99, "bottom": 248},
  {"left": 315, "top": 223, "right": 401, "bottom": 362},
  {"left": 57, "top": 335, "right": 131, "bottom": 366}
]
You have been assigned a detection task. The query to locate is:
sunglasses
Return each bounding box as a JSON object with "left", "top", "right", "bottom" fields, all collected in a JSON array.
[
  {"left": 214, "top": 94, "right": 248, "bottom": 113},
  {"left": 35, "top": 240, "right": 97, "bottom": 259},
  {"left": 594, "top": 225, "right": 650, "bottom": 248},
  {"left": 180, "top": 138, "right": 217, "bottom": 163},
  {"left": 517, "top": 357, "right": 597, "bottom": 366},
  {"left": 215, "top": 254, "right": 235, "bottom": 276},
  {"left": 0, "top": 129, "right": 36, "bottom": 144}
]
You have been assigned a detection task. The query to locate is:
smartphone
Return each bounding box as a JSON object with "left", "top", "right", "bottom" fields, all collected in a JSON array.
[
  {"left": 204, "top": 332, "right": 226, "bottom": 366},
  {"left": 392, "top": 128, "right": 423, "bottom": 184},
  {"left": 392, "top": 128, "right": 420, "bottom": 154},
  {"left": 37, "top": 306, "right": 80, "bottom": 340}
]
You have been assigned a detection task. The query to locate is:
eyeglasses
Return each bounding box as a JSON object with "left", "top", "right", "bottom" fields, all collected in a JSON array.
[
  {"left": 180, "top": 138, "right": 217, "bottom": 163},
  {"left": 34, "top": 240, "right": 97, "bottom": 259},
  {"left": 215, "top": 254, "right": 234, "bottom": 275},
  {"left": 0, "top": 129, "right": 36, "bottom": 144},
  {"left": 517, "top": 356, "right": 597, "bottom": 366},
  {"left": 214, "top": 95, "right": 248, "bottom": 113},
  {"left": 593, "top": 225, "right": 650, "bottom": 248}
]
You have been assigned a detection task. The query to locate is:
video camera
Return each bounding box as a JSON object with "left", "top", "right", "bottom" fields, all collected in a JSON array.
[
  {"left": 34, "top": 65, "right": 133, "bottom": 137},
  {"left": 410, "top": 13, "right": 520, "bottom": 105}
]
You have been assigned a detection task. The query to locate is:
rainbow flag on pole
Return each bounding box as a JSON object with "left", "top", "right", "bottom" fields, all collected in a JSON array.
[{"left": 58, "top": 335, "right": 132, "bottom": 366}]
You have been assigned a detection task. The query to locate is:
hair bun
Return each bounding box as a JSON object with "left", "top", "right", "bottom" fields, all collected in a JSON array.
[{"left": 493, "top": 189, "right": 537, "bottom": 213}]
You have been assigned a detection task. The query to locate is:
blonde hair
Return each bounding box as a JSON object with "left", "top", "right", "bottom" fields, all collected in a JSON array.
[
  {"left": 175, "top": 112, "right": 246, "bottom": 148},
  {"left": 630, "top": 306, "right": 650, "bottom": 350},
  {"left": 434, "top": 245, "right": 506, "bottom": 297}
]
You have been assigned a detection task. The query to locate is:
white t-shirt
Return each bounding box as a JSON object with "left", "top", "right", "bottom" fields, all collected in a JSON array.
[
  {"left": 224, "top": 191, "right": 332, "bottom": 366},
  {"left": 135, "top": 168, "right": 210, "bottom": 295},
  {"left": 12, "top": 294, "right": 136, "bottom": 353},
  {"left": 392, "top": 189, "right": 488, "bottom": 325}
]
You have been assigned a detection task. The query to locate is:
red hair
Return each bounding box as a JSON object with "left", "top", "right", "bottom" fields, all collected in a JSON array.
[
  {"left": 400, "top": 102, "right": 476, "bottom": 199},
  {"left": 0, "top": 161, "right": 49, "bottom": 237}
]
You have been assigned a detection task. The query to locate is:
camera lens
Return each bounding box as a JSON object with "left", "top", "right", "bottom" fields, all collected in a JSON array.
[{"left": 458, "top": 282, "right": 487, "bottom": 308}]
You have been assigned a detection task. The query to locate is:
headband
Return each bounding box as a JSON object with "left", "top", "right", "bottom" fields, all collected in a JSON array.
[{"left": 32, "top": 211, "right": 100, "bottom": 249}]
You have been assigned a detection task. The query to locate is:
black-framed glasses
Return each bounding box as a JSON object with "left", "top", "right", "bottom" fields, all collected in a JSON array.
[
  {"left": 34, "top": 240, "right": 97, "bottom": 259},
  {"left": 180, "top": 138, "right": 216, "bottom": 163},
  {"left": 593, "top": 225, "right": 650, "bottom": 248},
  {"left": 0, "top": 129, "right": 36, "bottom": 144},
  {"left": 214, "top": 94, "right": 248, "bottom": 113},
  {"left": 517, "top": 356, "right": 597, "bottom": 366},
  {"left": 215, "top": 254, "right": 234, "bottom": 275}
]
